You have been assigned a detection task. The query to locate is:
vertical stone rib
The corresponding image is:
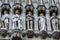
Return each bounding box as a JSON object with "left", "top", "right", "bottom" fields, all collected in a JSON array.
[
  {"left": 26, "top": 0, "right": 32, "bottom": 5},
  {"left": 50, "top": 0, "right": 56, "bottom": 6}
]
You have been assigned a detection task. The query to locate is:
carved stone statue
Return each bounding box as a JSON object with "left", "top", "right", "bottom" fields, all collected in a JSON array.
[
  {"left": 50, "top": 12, "right": 60, "bottom": 39},
  {"left": 38, "top": 13, "right": 47, "bottom": 31},
  {"left": 1, "top": 10, "right": 9, "bottom": 29},
  {"left": 1, "top": 3, "right": 11, "bottom": 29},
  {"left": 50, "top": 12, "right": 59, "bottom": 31},
  {"left": 26, "top": 11, "right": 34, "bottom": 38},
  {"left": 26, "top": 11, "right": 34, "bottom": 30},
  {"left": 12, "top": 10, "right": 22, "bottom": 29}
]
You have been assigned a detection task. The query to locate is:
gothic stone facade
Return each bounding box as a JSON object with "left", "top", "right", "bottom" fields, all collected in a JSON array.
[{"left": 0, "top": 0, "right": 60, "bottom": 40}]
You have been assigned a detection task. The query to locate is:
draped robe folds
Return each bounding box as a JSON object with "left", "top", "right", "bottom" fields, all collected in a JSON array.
[
  {"left": 1, "top": 14, "right": 9, "bottom": 29},
  {"left": 38, "top": 16, "right": 47, "bottom": 31},
  {"left": 50, "top": 16, "right": 59, "bottom": 31},
  {"left": 26, "top": 15, "right": 34, "bottom": 30},
  {"left": 12, "top": 14, "right": 22, "bottom": 30}
]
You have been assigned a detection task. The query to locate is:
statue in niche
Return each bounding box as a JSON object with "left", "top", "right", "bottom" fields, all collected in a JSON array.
[
  {"left": 50, "top": 12, "right": 59, "bottom": 31},
  {"left": 38, "top": 13, "right": 47, "bottom": 31},
  {"left": 49, "top": 5, "right": 60, "bottom": 38},
  {"left": 1, "top": 3, "right": 11, "bottom": 29},
  {"left": 1, "top": 10, "right": 9, "bottom": 29},
  {"left": 26, "top": 11, "right": 34, "bottom": 30},
  {"left": 26, "top": 11, "right": 34, "bottom": 38},
  {"left": 37, "top": 5, "right": 48, "bottom": 38},
  {"left": 38, "top": 12, "right": 48, "bottom": 39},
  {"left": 12, "top": 10, "right": 22, "bottom": 29},
  {"left": 50, "top": 10, "right": 59, "bottom": 39}
]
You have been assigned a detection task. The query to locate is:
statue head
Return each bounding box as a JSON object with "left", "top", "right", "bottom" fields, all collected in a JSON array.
[
  {"left": 52, "top": 12, "right": 56, "bottom": 16},
  {"left": 15, "top": 10, "right": 19, "bottom": 14},
  {"left": 4, "top": 10, "right": 8, "bottom": 14},
  {"left": 40, "top": 13, "right": 44, "bottom": 16},
  {"left": 14, "top": 7, "right": 22, "bottom": 15},
  {"left": 6, "top": 5, "right": 10, "bottom": 9},
  {"left": 28, "top": 11, "right": 32, "bottom": 15}
]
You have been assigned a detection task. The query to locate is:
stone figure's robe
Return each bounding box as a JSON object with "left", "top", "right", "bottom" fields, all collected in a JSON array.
[
  {"left": 50, "top": 16, "right": 59, "bottom": 31},
  {"left": 12, "top": 14, "right": 22, "bottom": 30},
  {"left": 26, "top": 15, "right": 34, "bottom": 30},
  {"left": 1, "top": 14, "right": 9, "bottom": 29},
  {"left": 38, "top": 16, "right": 47, "bottom": 31}
]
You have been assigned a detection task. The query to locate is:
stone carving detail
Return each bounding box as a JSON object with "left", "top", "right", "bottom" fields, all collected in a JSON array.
[
  {"left": 1, "top": 10, "right": 10, "bottom": 29},
  {"left": 12, "top": 10, "right": 22, "bottom": 29},
  {"left": 38, "top": 13, "right": 47, "bottom": 31},
  {"left": 50, "top": 12, "right": 59, "bottom": 31},
  {"left": 26, "top": 11, "right": 34, "bottom": 30}
]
